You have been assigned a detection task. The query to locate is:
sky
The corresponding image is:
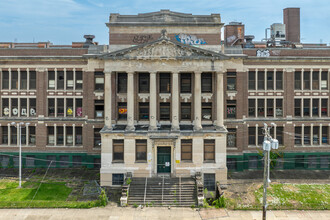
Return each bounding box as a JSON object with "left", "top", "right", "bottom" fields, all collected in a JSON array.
[{"left": 0, "top": 0, "right": 329, "bottom": 45}]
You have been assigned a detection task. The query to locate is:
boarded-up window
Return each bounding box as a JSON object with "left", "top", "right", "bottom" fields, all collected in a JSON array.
[
  {"left": 204, "top": 139, "right": 215, "bottom": 162},
  {"left": 136, "top": 140, "right": 147, "bottom": 161},
  {"left": 181, "top": 139, "right": 192, "bottom": 161}
]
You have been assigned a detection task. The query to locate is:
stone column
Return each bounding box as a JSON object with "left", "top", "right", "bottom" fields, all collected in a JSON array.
[
  {"left": 194, "top": 72, "right": 202, "bottom": 130},
  {"left": 104, "top": 72, "right": 112, "bottom": 129},
  {"left": 149, "top": 72, "right": 157, "bottom": 130},
  {"left": 126, "top": 72, "right": 135, "bottom": 131},
  {"left": 216, "top": 71, "right": 224, "bottom": 127},
  {"left": 172, "top": 72, "right": 179, "bottom": 131}
]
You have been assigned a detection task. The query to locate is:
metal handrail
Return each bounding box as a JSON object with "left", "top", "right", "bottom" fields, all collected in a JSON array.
[
  {"left": 179, "top": 176, "right": 182, "bottom": 206},
  {"left": 143, "top": 177, "right": 148, "bottom": 205},
  {"left": 161, "top": 176, "right": 164, "bottom": 205}
]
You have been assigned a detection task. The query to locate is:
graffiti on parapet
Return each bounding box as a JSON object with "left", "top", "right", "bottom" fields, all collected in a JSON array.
[
  {"left": 256, "top": 49, "right": 270, "bottom": 57},
  {"left": 175, "top": 33, "right": 206, "bottom": 45},
  {"left": 132, "top": 34, "right": 154, "bottom": 44}
]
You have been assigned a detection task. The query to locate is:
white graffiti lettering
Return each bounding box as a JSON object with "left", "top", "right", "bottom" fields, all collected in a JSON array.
[
  {"left": 175, "top": 33, "right": 206, "bottom": 45},
  {"left": 256, "top": 49, "right": 270, "bottom": 57}
]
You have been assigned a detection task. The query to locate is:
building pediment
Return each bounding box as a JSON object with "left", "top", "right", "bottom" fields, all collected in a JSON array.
[{"left": 98, "top": 35, "right": 229, "bottom": 60}]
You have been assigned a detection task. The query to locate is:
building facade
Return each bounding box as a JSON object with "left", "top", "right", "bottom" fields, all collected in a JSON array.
[{"left": 0, "top": 9, "right": 329, "bottom": 188}]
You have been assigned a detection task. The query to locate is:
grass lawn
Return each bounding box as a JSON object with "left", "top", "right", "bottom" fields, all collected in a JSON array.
[{"left": 0, "top": 179, "right": 102, "bottom": 208}]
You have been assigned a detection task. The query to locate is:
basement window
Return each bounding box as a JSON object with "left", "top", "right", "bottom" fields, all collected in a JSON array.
[
  {"left": 204, "top": 174, "right": 215, "bottom": 191},
  {"left": 112, "top": 174, "right": 124, "bottom": 185}
]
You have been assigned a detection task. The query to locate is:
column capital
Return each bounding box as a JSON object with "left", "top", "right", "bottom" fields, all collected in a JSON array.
[
  {"left": 104, "top": 71, "right": 115, "bottom": 75},
  {"left": 194, "top": 71, "right": 202, "bottom": 75},
  {"left": 215, "top": 70, "right": 226, "bottom": 74},
  {"left": 127, "top": 71, "right": 135, "bottom": 75}
]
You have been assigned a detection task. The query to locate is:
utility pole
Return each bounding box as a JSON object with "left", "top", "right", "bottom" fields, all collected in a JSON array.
[{"left": 262, "top": 123, "right": 278, "bottom": 220}]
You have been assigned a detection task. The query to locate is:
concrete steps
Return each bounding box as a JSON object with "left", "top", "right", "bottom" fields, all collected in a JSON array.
[{"left": 128, "top": 177, "right": 197, "bottom": 207}]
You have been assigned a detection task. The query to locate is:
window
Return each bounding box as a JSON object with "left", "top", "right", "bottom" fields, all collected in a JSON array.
[
  {"left": 75, "top": 71, "right": 83, "bottom": 90},
  {"left": 26, "top": 156, "right": 35, "bottom": 167},
  {"left": 304, "top": 126, "right": 311, "bottom": 145},
  {"left": 57, "top": 71, "right": 64, "bottom": 90},
  {"left": 29, "top": 71, "right": 36, "bottom": 90},
  {"left": 248, "top": 71, "right": 256, "bottom": 90},
  {"left": 59, "top": 155, "right": 69, "bottom": 167},
  {"left": 21, "top": 127, "right": 26, "bottom": 145},
  {"left": 303, "top": 71, "right": 310, "bottom": 90},
  {"left": 294, "top": 71, "right": 301, "bottom": 90},
  {"left": 2, "top": 127, "right": 8, "bottom": 144},
  {"left": 312, "top": 99, "right": 319, "bottom": 116},
  {"left": 160, "top": 103, "right": 170, "bottom": 120},
  {"left": 47, "top": 127, "right": 55, "bottom": 145},
  {"left": 266, "top": 71, "right": 274, "bottom": 90},
  {"left": 202, "top": 103, "right": 212, "bottom": 120},
  {"left": 76, "top": 98, "right": 83, "bottom": 117},
  {"left": 180, "top": 73, "right": 191, "bottom": 93},
  {"left": 28, "top": 126, "right": 36, "bottom": 145},
  {"left": 320, "top": 155, "right": 329, "bottom": 169},
  {"left": 66, "top": 127, "right": 73, "bottom": 146},
  {"left": 66, "top": 70, "right": 74, "bottom": 90},
  {"left": 181, "top": 139, "right": 192, "bottom": 161},
  {"left": 2, "top": 98, "right": 9, "bottom": 117},
  {"left": 295, "top": 127, "right": 302, "bottom": 145},
  {"left": 267, "top": 99, "right": 273, "bottom": 117},
  {"left": 313, "top": 126, "right": 319, "bottom": 145},
  {"left": 248, "top": 99, "right": 255, "bottom": 117},
  {"left": 48, "top": 98, "right": 55, "bottom": 117},
  {"left": 66, "top": 99, "right": 74, "bottom": 117},
  {"left": 312, "top": 71, "right": 319, "bottom": 90},
  {"left": 30, "top": 98, "right": 37, "bottom": 117},
  {"left": 227, "top": 158, "right": 237, "bottom": 170},
  {"left": 204, "top": 174, "right": 215, "bottom": 191},
  {"left": 117, "top": 73, "right": 127, "bottom": 93},
  {"left": 276, "top": 71, "right": 283, "bottom": 90},
  {"left": 113, "top": 140, "right": 124, "bottom": 162},
  {"left": 227, "top": 100, "right": 236, "bottom": 118},
  {"left": 276, "top": 127, "right": 284, "bottom": 145},
  {"left": 159, "top": 73, "right": 171, "bottom": 93},
  {"left": 136, "top": 140, "right": 147, "bottom": 161},
  {"left": 11, "top": 71, "right": 18, "bottom": 90},
  {"left": 322, "top": 126, "right": 328, "bottom": 144},
  {"left": 321, "top": 71, "right": 328, "bottom": 90},
  {"left": 303, "top": 99, "right": 310, "bottom": 116},
  {"left": 227, "top": 72, "right": 236, "bottom": 91},
  {"left": 257, "top": 71, "right": 265, "bottom": 90},
  {"left": 2, "top": 70, "right": 9, "bottom": 89},
  {"left": 75, "top": 127, "right": 83, "bottom": 145},
  {"left": 180, "top": 102, "right": 191, "bottom": 120},
  {"left": 57, "top": 126, "right": 64, "bottom": 145},
  {"left": 73, "top": 156, "right": 82, "bottom": 167},
  {"left": 118, "top": 102, "right": 127, "bottom": 120},
  {"left": 94, "top": 128, "right": 101, "bottom": 148},
  {"left": 20, "top": 98, "right": 27, "bottom": 117},
  {"left": 249, "top": 156, "right": 258, "bottom": 169},
  {"left": 47, "top": 155, "right": 56, "bottom": 167},
  {"left": 48, "top": 71, "right": 55, "bottom": 89},
  {"left": 57, "top": 98, "right": 64, "bottom": 117},
  {"left": 95, "top": 100, "right": 104, "bottom": 118},
  {"left": 257, "top": 99, "right": 265, "bottom": 117},
  {"left": 112, "top": 174, "right": 124, "bottom": 185},
  {"left": 11, "top": 98, "right": 18, "bottom": 117},
  {"left": 248, "top": 127, "right": 256, "bottom": 145},
  {"left": 295, "top": 155, "right": 304, "bottom": 168},
  {"left": 258, "top": 127, "right": 264, "bottom": 145},
  {"left": 202, "top": 73, "right": 212, "bottom": 92},
  {"left": 321, "top": 99, "right": 328, "bottom": 116},
  {"left": 139, "top": 73, "right": 149, "bottom": 93},
  {"left": 308, "top": 155, "right": 317, "bottom": 168},
  {"left": 20, "top": 71, "right": 27, "bottom": 90},
  {"left": 94, "top": 72, "right": 104, "bottom": 91},
  {"left": 276, "top": 99, "right": 283, "bottom": 117},
  {"left": 227, "top": 129, "right": 236, "bottom": 148},
  {"left": 204, "top": 139, "right": 215, "bottom": 162},
  {"left": 139, "top": 102, "right": 149, "bottom": 120},
  {"left": 294, "top": 99, "right": 301, "bottom": 117}
]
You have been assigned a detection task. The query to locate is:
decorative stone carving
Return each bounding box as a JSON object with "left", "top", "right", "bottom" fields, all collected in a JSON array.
[
  {"left": 94, "top": 91, "right": 104, "bottom": 100},
  {"left": 117, "top": 93, "right": 127, "bottom": 102},
  {"left": 180, "top": 93, "right": 192, "bottom": 102},
  {"left": 226, "top": 92, "right": 237, "bottom": 100},
  {"left": 138, "top": 93, "right": 150, "bottom": 102},
  {"left": 159, "top": 93, "right": 171, "bottom": 102},
  {"left": 202, "top": 93, "right": 213, "bottom": 102}
]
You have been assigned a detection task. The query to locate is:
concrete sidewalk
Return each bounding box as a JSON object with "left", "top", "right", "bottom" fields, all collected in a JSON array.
[{"left": 0, "top": 207, "right": 329, "bottom": 220}]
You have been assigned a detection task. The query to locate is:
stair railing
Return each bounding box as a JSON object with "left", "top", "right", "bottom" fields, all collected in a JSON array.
[
  {"left": 143, "top": 177, "right": 148, "bottom": 206},
  {"left": 179, "top": 175, "right": 182, "bottom": 206},
  {"left": 161, "top": 175, "right": 164, "bottom": 205}
]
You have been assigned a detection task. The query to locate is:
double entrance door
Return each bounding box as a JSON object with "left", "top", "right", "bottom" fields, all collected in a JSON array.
[{"left": 157, "top": 147, "right": 171, "bottom": 173}]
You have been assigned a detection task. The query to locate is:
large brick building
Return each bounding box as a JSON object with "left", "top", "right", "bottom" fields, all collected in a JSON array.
[{"left": 0, "top": 9, "right": 329, "bottom": 188}]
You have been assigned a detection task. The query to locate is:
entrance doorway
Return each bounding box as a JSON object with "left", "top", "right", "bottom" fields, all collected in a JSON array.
[{"left": 157, "top": 147, "right": 171, "bottom": 173}]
